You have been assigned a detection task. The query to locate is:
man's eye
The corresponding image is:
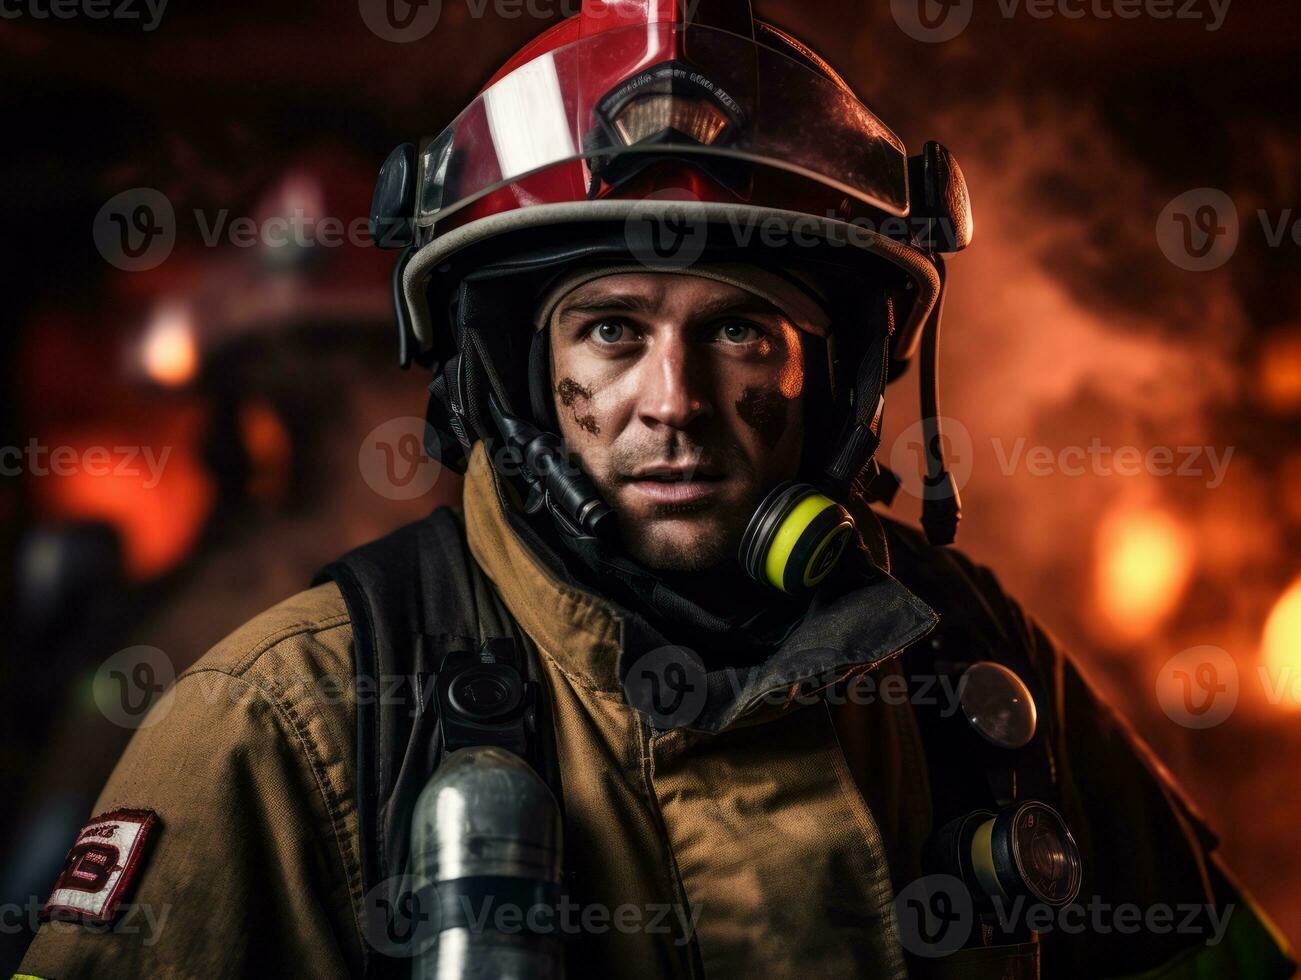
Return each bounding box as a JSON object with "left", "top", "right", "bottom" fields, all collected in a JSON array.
[
  {"left": 589, "top": 321, "right": 635, "bottom": 345},
  {"left": 715, "top": 322, "right": 763, "bottom": 345}
]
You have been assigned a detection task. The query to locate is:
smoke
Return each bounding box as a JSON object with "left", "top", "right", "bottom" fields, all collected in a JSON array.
[
  {"left": 918, "top": 86, "right": 1301, "bottom": 679},
  {"left": 804, "top": 7, "right": 1301, "bottom": 943}
]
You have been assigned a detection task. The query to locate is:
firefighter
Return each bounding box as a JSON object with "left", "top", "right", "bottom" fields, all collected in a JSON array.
[{"left": 18, "top": 1, "right": 1297, "bottom": 978}]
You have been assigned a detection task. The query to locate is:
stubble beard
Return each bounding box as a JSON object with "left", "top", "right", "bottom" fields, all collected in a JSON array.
[
  {"left": 619, "top": 499, "right": 752, "bottom": 572},
  {"left": 580, "top": 433, "right": 761, "bottom": 572}
]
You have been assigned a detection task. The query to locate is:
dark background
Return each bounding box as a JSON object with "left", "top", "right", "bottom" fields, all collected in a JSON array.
[{"left": 2, "top": 0, "right": 1299, "bottom": 967}]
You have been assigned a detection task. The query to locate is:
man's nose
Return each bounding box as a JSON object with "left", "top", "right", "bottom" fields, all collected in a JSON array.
[{"left": 636, "top": 334, "right": 711, "bottom": 432}]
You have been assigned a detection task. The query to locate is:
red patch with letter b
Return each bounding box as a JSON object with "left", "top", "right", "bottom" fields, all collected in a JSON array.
[{"left": 40, "top": 808, "right": 159, "bottom": 925}]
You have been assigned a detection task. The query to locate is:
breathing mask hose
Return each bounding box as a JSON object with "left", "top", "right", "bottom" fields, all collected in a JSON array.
[{"left": 487, "top": 394, "right": 616, "bottom": 541}]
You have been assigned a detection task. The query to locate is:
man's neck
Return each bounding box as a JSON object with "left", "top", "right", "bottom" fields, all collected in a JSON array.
[
  {"left": 653, "top": 561, "right": 765, "bottom": 619},
  {"left": 503, "top": 500, "right": 808, "bottom": 659}
]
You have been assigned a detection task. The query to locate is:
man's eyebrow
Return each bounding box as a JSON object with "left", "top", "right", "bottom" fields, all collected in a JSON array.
[
  {"left": 685, "top": 294, "right": 785, "bottom": 323},
  {"left": 555, "top": 292, "right": 657, "bottom": 319},
  {"left": 556, "top": 292, "right": 786, "bottom": 322}
]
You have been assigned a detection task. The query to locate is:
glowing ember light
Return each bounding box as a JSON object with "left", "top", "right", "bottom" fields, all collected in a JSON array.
[
  {"left": 1094, "top": 508, "right": 1195, "bottom": 642},
  {"left": 1258, "top": 330, "right": 1301, "bottom": 415},
  {"left": 141, "top": 304, "right": 199, "bottom": 387},
  {"left": 38, "top": 410, "right": 215, "bottom": 580},
  {"left": 1283, "top": 454, "right": 1301, "bottom": 526},
  {"left": 239, "top": 400, "right": 292, "bottom": 505},
  {"left": 1261, "top": 578, "right": 1301, "bottom": 710}
]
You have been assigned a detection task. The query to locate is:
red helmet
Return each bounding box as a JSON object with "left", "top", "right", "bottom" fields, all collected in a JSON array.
[{"left": 371, "top": 0, "right": 973, "bottom": 544}]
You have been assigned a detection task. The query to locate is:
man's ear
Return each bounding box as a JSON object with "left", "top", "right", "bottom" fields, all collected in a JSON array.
[{"left": 528, "top": 328, "right": 558, "bottom": 429}]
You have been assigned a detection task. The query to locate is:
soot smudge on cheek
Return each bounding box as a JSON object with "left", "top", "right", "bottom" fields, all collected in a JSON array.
[
  {"left": 556, "top": 377, "right": 591, "bottom": 406},
  {"left": 736, "top": 386, "right": 789, "bottom": 450},
  {"left": 556, "top": 376, "right": 601, "bottom": 436}
]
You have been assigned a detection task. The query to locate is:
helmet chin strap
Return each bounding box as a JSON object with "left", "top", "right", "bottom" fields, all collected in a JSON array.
[
  {"left": 828, "top": 256, "right": 963, "bottom": 547},
  {"left": 917, "top": 256, "right": 962, "bottom": 546}
]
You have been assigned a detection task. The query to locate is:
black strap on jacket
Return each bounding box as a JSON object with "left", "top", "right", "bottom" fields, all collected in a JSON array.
[{"left": 314, "top": 507, "right": 561, "bottom": 980}]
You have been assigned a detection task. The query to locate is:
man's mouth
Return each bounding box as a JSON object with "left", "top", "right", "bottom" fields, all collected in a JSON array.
[
  {"left": 621, "top": 464, "right": 727, "bottom": 507},
  {"left": 627, "top": 463, "right": 725, "bottom": 482}
]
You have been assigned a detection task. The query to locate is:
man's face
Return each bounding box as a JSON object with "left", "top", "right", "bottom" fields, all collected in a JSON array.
[{"left": 549, "top": 272, "right": 807, "bottom": 571}]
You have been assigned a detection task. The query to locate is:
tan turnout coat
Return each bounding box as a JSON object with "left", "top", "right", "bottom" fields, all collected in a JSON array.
[{"left": 19, "top": 444, "right": 1296, "bottom": 979}]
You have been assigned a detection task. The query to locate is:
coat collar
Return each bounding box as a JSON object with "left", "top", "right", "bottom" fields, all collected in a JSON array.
[{"left": 462, "top": 442, "right": 938, "bottom": 733}]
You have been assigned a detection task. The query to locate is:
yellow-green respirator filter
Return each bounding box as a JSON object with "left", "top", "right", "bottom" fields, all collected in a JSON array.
[{"left": 739, "top": 482, "right": 857, "bottom": 594}]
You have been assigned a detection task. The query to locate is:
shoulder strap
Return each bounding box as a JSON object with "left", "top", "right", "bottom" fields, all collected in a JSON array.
[
  {"left": 877, "top": 516, "right": 1062, "bottom": 816},
  {"left": 314, "top": 507, "right": 560, "bottom": 977}
]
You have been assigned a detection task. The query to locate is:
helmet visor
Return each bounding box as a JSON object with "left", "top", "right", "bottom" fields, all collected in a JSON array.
[{"left": 416, "top": 24, "right": 908, "bottom": 233}]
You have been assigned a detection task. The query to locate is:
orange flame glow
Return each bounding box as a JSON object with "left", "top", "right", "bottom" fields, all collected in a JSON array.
[
  {"left": 1259, "top": 331, "right": 1301, "bottom": 416},
  {"left": 140, "top": 304, "right": 199, "bottom": 388},
  {"left": 1094, "top": 507, "right": 1195, "bottom": 642},
  {"left": 1261, "top": 578, "right": 1301, "bottom": 710},
  {"left": 37, "top": 407, "right": 215, "bottom": 580}
]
